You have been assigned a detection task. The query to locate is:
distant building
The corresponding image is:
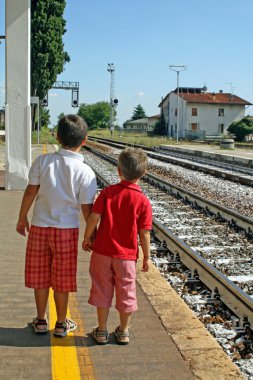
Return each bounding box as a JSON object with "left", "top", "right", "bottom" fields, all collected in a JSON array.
[
  {"left": 159, "top": 87, "right": 252, "bottom": 139},
  {"left": 123, "top": 115, "right": 160, "bottom": 133}
]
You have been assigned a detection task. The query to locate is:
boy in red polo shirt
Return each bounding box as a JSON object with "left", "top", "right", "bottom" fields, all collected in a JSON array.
[{"left": 83, "top": 148, "right": 152, "bottom": 345}]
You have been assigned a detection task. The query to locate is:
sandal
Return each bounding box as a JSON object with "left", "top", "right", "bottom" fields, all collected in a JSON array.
[
  {"left": 114, "top": 326, "right": 130, "bottom": 345},
  {"left": 91, "top": 327, "right": 109, "bottom": 345},
  {"left": 32, "top": 317, "right": 48, "bottom": 334},
  {"left": 54, "top": 318, "right": 77, "bottom": 338}
]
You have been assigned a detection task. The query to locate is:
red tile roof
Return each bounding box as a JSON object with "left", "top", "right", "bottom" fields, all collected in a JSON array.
[
  {"left": 178, "top": 92, "right": 252, "bottom": 105},
  {"left": 159, "top": 92, "right": 252, "bottom": 106}
]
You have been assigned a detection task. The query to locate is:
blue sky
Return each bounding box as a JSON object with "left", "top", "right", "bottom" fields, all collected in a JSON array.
[{"left": 1, "top": 0, "right": 253, "bottom": 127}]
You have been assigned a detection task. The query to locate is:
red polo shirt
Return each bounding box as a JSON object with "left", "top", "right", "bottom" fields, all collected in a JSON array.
[{"left": 92, "top": 180, "right": 152, "bottom": 260}]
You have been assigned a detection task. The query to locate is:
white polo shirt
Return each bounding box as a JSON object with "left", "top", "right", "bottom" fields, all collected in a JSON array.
[{"left": 29, "top": 148, "right": 97, "bottom": 228}]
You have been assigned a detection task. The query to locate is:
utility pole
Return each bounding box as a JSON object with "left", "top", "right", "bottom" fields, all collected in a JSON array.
[
  {"left": 169, "top": 65, "right": 187, "bottom": 143},
  {"left": 107, "top": 63, "right": 118, "bottom": 137}
]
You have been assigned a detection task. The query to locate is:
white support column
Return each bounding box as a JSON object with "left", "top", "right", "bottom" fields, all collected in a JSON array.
[{"left": 5, "top": 0, "right": 31, "bottom": 190}]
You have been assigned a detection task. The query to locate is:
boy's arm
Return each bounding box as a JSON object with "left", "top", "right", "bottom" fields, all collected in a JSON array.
[
  {"left": 16, "top": 184, "right": 40, "bottom": 236},
  {"left": 82, "top": 212, "right": 101, "bottom": 251},
  {"left": 81, "top": 204, "right": 93, "bottom": 222},
  {"left": 139, "top": 229, "right": 151, "bottom": 272}
]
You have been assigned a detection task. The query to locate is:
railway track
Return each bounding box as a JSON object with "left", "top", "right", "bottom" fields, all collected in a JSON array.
[
  {"left": 88, "top": 136, "right": 253, "bottom": 186},
  {"left": 83, "top": 147, "right": 253, "bottom": 377},
  {"left": 84, "top": 147, "right": 253, "bottom": 328},
  {"left": 88, "top": 138, "right": 253, "bottom": 219}
]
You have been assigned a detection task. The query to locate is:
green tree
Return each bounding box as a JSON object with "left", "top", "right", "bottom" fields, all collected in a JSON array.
[
  {"left": 131, "top": 104, "right": 147, "bottom": 120},
  {"left": 153, "top": 111, "right": 167, "bottom": 136},
  {"left": 31, "top": 0, "right": 70, "bottom": 129},
  {"left": 40, "top": 108, "right": 50, "bottom": 128},
  {"left": 57, "top": 112, "right": 65, "bottom": 122},
  {"left": 227, "top": 117, "right": 253, "bottom": 142},
  {"left": 77, "top": 102, "right": 111, "bottom": 129}
]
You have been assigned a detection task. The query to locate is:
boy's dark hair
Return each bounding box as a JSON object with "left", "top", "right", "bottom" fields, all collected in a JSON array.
[
  {"left": 57, "top": 114, "right": 88, "bottom": 148},
  {"left": 118, "top": 148, "right": 148, "bottom": 181}
]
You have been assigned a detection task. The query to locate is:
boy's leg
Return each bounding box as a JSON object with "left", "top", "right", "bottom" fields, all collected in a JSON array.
[
  {"left": 119, "top": 311, "right": 132, "bottom": 332},
  {"left": 97, "top": 307, "right": 110, "bottom": 331},
  {"left": 51, "top": 228, "right": 79, "bottom": 336},
  {"left": 88, "top": 253, "right": 114, "bottom": 344},
  {"left": 54, "top": 291, "right": 69, "bottom": 328},
  {"left": 34, "top": 288, "right": 49, "bottom": 320},
  {"left": 53, "top": 291, "right": 77, "bottom": 337},
  {"left": 113, "top": 258, "right": 137, "bottom": 344},
  {"left": 90, "top": 307, "right": 110, "bottom": 344},
  {"left": 114, "top": 311, "right": 132, "bottom": 345}
]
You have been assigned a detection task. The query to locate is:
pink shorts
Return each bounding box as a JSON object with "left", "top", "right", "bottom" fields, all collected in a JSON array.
[
  {"left": 25, "top": 225, "right": 79, "bottom": 292},
  {"left": 88, "top": 252, "right": 138, "bottom": 313}
]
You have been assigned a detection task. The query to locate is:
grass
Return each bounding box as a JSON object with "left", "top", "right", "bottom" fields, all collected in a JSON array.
[
  {"left": 88, "top": 128, "right": 186, "bottom": 148},
  {"left": 31, "top": 127, "right": 57, "bottom": 145},
  {"left": 19, "top": 126, "right": 253, "bottom": 149}
]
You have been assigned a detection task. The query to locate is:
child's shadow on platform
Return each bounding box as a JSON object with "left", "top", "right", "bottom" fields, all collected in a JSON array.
[{"left": 0, "top": 325, "right": 98, "bottom": 347}]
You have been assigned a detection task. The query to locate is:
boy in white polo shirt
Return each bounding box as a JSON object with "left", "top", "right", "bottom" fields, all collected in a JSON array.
[{"left": 16, "top": 114, "right": 97, "bottom": 337}]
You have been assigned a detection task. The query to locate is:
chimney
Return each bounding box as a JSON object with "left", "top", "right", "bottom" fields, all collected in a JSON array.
[
  {"left": 212, "top": 92, "right": 216, "bottom": 100},
  {"left": 219, "top": 90, "right": 223, "bottom": 93}
]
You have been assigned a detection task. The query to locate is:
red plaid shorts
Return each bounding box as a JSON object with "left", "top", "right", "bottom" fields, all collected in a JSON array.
[{"left": 25, "top": 225, "right": 79, "bottom": 292}]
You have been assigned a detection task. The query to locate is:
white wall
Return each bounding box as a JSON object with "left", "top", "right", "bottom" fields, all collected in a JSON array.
[
  {"left": 5, "top": 0, "right": 31, "bottom": 190},
  {"left": 163, "top": 92, "right": 187, "bottom": 138},
  {"left": 185, "top": 103, "right": 245, "bottom": 135}
]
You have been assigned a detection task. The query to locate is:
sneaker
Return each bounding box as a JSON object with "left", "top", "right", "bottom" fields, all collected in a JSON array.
[
  {"left": 54, "top": 318, "right": 77, "bottom": 338},
  {"left": 114, "top": 326, "right": 130, "bottom": 345},
  {"left": 91, "top": 327, "right": 109, "bottom": 345},
  {"left": 32, "top": 317, "right": 48, "bottom": 334}
]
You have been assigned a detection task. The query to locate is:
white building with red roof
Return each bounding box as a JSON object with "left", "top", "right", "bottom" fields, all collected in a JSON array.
[
  {"left": 123, "top": 115, "right": 160, "bottom": 133},
  {"left": 159, "top": 87, "right": 252, "bottom": 139}
]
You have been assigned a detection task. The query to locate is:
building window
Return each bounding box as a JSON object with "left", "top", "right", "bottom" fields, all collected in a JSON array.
[
  {"left": 218, "top": 124, "right": 224, "bottom": 134},
  {"left": 192, "top": 108, "right": 197, "bottom": 116},
  {"left": 219, "top": 108, "right": 224, "bottom": 116},
  {"left": 175, "top": 108, "right": 177, "bottom": 116},
  {"left": 190, "top": 123, "right": 198, "bottom": 131}
]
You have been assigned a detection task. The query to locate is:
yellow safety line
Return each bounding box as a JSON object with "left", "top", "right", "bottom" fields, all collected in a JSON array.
[
  {"left": 49, "top": 290, "right": 82, "bottom": 380},
  {"left": 43, "top": 144, "right": 47, "bottom": 154},
  {"left": 69, "top": 293, "right": 96, "bottom": 380}
]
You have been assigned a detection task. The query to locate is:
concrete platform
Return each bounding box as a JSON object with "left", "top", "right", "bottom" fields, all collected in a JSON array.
[
  {"left": 159, "top": 143, "right": 253, "bottom": 169},
  {"left": 0, "top": 144, "right": 245, "bottom": 379}
]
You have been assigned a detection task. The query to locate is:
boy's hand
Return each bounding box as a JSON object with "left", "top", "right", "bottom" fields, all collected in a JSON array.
[
  {"left": 142, "top": 257, "right": 150, "bottom": 272},
  {"left": 82, "top": 237, "right": 92, "bottom": 252},
  {"left": 16, "top": 217, "right": 29, "bottom": 236}
]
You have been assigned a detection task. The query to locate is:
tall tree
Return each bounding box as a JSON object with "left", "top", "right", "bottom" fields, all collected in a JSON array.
[
  {"left": 153, "top": 112, "right": 167, "bottom": 136},
  {"left": 31, "top": 0, "right": 70, "bottom": 129},
  {"left": 77, "top": 102, "right": 111, "bottom": 130},
  {"left": 131, "top": 104, "right": 147, "bottom": 120},
  {"left": 40, "top": 108, "right": 51, "bottom": 128}
]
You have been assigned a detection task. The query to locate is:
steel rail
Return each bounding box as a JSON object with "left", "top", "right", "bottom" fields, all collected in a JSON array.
[
  {"left": 86, "top": 146, "right": 253, "bottom": 233},
  {"left": 145, "top": 173, "right": 253, "bottom": 232},
  {"left": 89, "top": 156, "right": 253, "bottom": 327},
  {"left": 88, "top": 136, "right": 253, "bottom": 186},
  {"left": 152, "top": 219, "right": 253, "bottom": 326}
]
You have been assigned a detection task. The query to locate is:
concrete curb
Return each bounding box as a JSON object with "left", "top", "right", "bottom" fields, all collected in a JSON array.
[{"left": 136, "top": 256, "right": 245, "bottom": 379}]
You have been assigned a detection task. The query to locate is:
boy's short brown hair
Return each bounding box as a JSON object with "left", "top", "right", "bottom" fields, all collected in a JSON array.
[
  {"left": 57, "top": 114, "right": 88, "bottom": 148},
  {"left": 118, "top": 148, "right": 148, "bottom": 181}
]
